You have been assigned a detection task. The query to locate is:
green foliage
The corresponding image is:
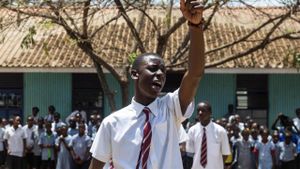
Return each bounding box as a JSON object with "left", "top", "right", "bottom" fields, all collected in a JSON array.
[
  {"left": 128, "top": 52, "right": 137, "bottom": 64},
  {"left": 21, "top": 26, "right": 36, "bottom": 49},
  {"left": 39, "top": 20, "right": 54, "bottom": 29},
  {"left": 64, "top": 36, "right": 77, "bottom": 45}
]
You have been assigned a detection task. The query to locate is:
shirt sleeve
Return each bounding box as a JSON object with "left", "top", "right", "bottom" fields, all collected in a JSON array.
[
  {"left": 0, "top": 130, "right": 4, "bottom": 142},
  {"left": 55, "top": 137, "right": 59, "bottom": 146},
  {"left": 178, "top": 125, "right": 188, "bottom": 144},
  {"left": 221, "top": 129, "right": 231, "bottom": 155},
  {"left": 68, "top": 137, "right": 73, "bottom": 148},
  {"left": 3, "top": 129, "right": 8, "bottom": 140},
  {"left": 38, "top": 135, "right": 43, "bottom": 145},
  {"left": 168, "top": 89, "right": 195, "bottom": 124},
  {"left": 86, "top": 136, "right": 92, "bottom": 148},
  {"left": 90, "top": 119, "right": 112, "bottom": 163},
  {"left": 22, "top": 129, "right": 27, "bottom": 139},
  {"left": 186, "top": 128, "right": 195, "bottom": 153}
]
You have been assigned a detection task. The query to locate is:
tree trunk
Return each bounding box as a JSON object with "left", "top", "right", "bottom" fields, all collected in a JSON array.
[
  {"left": 120, "top": 81, "right": 129, "bottom": 107},
  {"left": 77, "top": 41, "right": 117, "bottom": 112},
  {"left": 93, "top": 60, "right": 117, "bottom": 112}
]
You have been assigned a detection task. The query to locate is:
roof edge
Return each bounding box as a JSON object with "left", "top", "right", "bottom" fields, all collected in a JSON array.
[{"left": 0, "top": 68, "right": 299, "bottom": 74}]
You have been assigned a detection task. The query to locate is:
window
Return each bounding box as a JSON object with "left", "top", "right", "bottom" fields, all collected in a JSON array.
[
  {"left": 236, "top": 74, "right": 269, "bottom": 126},
  {"left": 72, "top": 74, "right": 103, "bottom": 120},
  {"left": 0, "top": 73, "right": 23, "bottom": 120}
]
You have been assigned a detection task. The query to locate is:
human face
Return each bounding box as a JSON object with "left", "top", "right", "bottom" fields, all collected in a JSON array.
[
  {"left": 285, "top": 135, "right": 291, "bottom": 144},
  {"left": 197, "top": 103, "right": 211, "bottom": 126},
  {"left": 297, "top": 112, "right": 300, "bottom": 118},
  {"left": 272, "top": 133, "right": 279, "bottom": 143},
  {"left": 235, "top": 115, "right": 241, "bottom": 123},
  {"left": 242, "top": 130, "right": 250, "bottom": 141},
  {"left": 13, "top": 116, "right": 21, "bottom": 128},
  {"left": 134, "top": 55, "right": 166, "bottom": 104},
  {"left": 27, "top": 117, "right": 34, "bottom": 128},
  {"left": 61, "top": 126, "right": 68, "bottom": 136},
  {"left": 79, "top": 125, "right": 85, "bottom": 136},
  {"left": 261, "top": 131, "right": 269, "bottom": 142},
  {"left": 45, "top": 122, "right": 52, "bottom": 132}
]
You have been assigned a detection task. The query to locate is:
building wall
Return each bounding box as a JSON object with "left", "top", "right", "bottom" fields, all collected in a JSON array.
[
  {"left": 22, "top": 73, "right": 300, "bottom": 127},
  {"left": 194, "top": 74, "right": 236, "bottom": 120},
  {"left": 269, "top": 74, "right": 300, "bottom": 127},
  {"left": 103, "top": 74, "right": 135, "bottom": 116},
  {"left": 102, "top": 74, "right": 236, "bottom": 120},
  {"left": 24, "top": 73, "right": 72, "bottom": 120}
]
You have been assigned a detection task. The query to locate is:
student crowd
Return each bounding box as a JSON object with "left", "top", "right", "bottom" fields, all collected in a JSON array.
[
  {"left": 181, "top": 107, "right": 300, "bottom": 169},
  {"left": 1, "top": 104, "right": 300, "bottom": 169},
  {"left": 0, "top": 105, "right": 101, "bottom": 169}
]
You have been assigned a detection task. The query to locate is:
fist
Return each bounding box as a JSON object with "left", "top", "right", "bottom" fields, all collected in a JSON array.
[
  {"left": 185, "top": 0, "right": 194, "bottom": 11},
  {"left": 180, "top": 0, "right": 204, "bottom": 24}
]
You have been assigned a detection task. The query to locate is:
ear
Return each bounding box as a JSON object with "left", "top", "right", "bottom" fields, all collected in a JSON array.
[{"left": 131, "top": 69, "right": 139, "bottom": 79}]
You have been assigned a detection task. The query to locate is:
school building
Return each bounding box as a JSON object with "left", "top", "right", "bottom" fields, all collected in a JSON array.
[{"left": 0, "top": 7, "right": 299, "bottom": 127}]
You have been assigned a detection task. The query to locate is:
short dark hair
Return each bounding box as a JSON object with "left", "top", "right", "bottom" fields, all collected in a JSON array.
[
  {"left": 54, "top": 112, "right": 60, "bottom": 118},
  {"left": 32, "top": 107, "right": 39, "bottom": 113},
  {"left": 131, "top": 53, "right": 162, "bottom": 71},
  {"left": 197, "top": 101, "right": 212, "bottom": 113},
  {"left": 48, "top": 105, "right": 55, "bottom": 112},
  {"left": 296, "top": 108, "right": 300, "bottom": 114}
]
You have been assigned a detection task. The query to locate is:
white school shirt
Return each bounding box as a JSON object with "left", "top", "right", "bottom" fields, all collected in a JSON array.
[
  {"left": 23, "top": 124, "right": 37, "bottom": 149},
  {"left": 255, "top": 141, "right": 275, "bottom": 169},
  {"left": 0, "top": 127, "right": 4, "bottom": 151},
  {"left": 186, "top": 121, "right": 231, "bottom": 169},
  {"left": 179, "top": 124, "right": 188, "bottom": 144},
  {"left": 90, "top": 89, "right": 194, "bottom": 169},
  {"left": 4, "top": 126, "right": 27, "bottom": 157},
  {"left": 293, "top": 117, "right": 300, "bottom": 132}
]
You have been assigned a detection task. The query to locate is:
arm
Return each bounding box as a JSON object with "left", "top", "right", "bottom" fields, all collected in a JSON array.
[
  {"left": 23, "top": 139, "right": 26, "bottom": 156},
  {"left": 55, "top": 138, "right": 61, "bottom": 152},
  {"left": 89, "top": 158, "right": 105, "bottom": 169},
  {"left": 271, "top": 148, "right": 276, "bottom": 168},
  {"left": 69, "top": 146, "right": 77, "bottom": 159},
  {"left": 231, "top": 142, "right": 238, "bottom": 167},
  {"left": 4, "top": 140, "right": 8, "bottom": 153},
  {"left": 179, "top": 0, "right": 205, "bottom": 114},
  {"left": 84, "top": 137, "right": 92, "bottom": 161},
  {"left": 271, "top": 115, "right": 280, "bottom": 130},
  {"left": 253, "top": 147, "right": 259, "bottom": 167}
]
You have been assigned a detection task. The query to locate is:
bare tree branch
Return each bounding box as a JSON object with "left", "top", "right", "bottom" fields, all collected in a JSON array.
[{"left": 114, "top": 0, "right": 146, "bottom": 53}]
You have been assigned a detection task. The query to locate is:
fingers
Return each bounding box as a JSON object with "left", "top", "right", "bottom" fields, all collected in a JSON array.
[
  {"left": 180, "top": 0, "right": 188, "bottom": 11},
  {"left": 190, "top": 0, "right": 204, "bottom": 9}
]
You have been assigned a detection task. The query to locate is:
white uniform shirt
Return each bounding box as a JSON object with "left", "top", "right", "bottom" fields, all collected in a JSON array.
[
  {"left": 186, "top": 121, "right": 231, "bottom": 169},
  {"left": 90, "top": 89, "right": 194, "bottom": 169},
  {"left": 4, "top": 126, "right": 27, "bottom": 157},
  {"left": 293, "top": 117, "right": 300, "bottom": 132},
  {"left": 0, "top": 127, "right": 4, "bottom": 151},
  {"left": 179, "top": 124, "right": 188, "bottom": 144},
  {"left": 23, "top": 124, "right": 37, "bottom": 149},
  {"left": 255, "top": 141, "right": 275, "bottom": 169}
]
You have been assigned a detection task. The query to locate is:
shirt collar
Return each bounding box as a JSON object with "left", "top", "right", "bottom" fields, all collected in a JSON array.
[
  {"left": 199, "top": 121, "right": 213, "bottom": 130},
  {"left": 131, "top": 97, "right": 159, "bottom": 117}
]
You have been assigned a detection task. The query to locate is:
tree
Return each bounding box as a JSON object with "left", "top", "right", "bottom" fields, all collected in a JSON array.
[{"left": 0, "top": 0, "right": 299, "bottom": 112}]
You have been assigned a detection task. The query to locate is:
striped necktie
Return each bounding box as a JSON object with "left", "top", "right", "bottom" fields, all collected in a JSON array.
[
  {"left": 136, "top": 107, "right": 152, "bottom": 169},
  {"left": 200, "top": 127, "right": 207, "bottom": 168}
]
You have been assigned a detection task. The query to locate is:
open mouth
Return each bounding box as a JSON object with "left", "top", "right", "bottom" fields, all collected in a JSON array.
[
  {"left": 151, "top": 81, "right": 162, "bottom": 92},
  {"left": 152, "top": 81, "right": 162, "bottom": 88}
]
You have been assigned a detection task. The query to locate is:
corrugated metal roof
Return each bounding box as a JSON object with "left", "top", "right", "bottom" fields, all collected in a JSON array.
[{"left": 0, "top": 7, "right": 299, "bottom": 71}]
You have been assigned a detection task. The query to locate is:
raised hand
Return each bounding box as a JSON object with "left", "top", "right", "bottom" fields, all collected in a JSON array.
[{"left": 180, "top": 0, "right": 204, "bottom": 24}]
